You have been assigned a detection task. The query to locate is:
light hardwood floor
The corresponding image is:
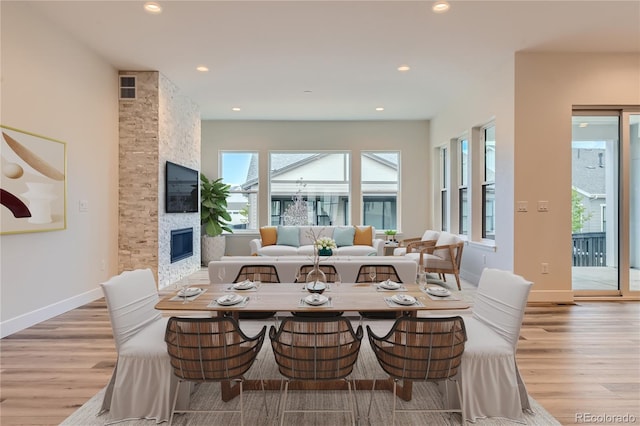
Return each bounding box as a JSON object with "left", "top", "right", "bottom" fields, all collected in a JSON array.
[{"left": 1, "top": 283, "right": 638, "bottom": 425}]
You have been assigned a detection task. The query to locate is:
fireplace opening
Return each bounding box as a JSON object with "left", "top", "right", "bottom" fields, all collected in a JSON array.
[{"left": 171, "top": 227, "right": 193, "bottom": 263}]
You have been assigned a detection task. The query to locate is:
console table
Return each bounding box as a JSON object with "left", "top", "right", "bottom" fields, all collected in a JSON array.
[{"left": 208, "top": 255, "right": 418, "bottom": 284}]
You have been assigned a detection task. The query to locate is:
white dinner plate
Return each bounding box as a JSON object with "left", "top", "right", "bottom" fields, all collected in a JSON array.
[
  {"left": 378, "top": 280, "right": 401, "bottom": 290},
  {"left": 426, "top": 287, "right": 452, "bottom": 297},
  {"left": 391, "top": 294, "right": 416, "bottom": 305},
  {"left": 178, "top": 287, "right": 202, "bottom": 297},
  {"left": 304, "top": 294, "right": 329, "bottom": 306},
  {"left": 233, "top": 281, "right": 255, "bottom": 290},
  {"left": 216, "top": 294, "right": 245, "bottom": 306}
]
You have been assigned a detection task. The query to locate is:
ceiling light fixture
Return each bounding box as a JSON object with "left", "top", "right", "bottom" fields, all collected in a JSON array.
[
  {"left": 432, "top": 1, "right": 450, "bottom": 13},
  {"left": 376, "top": 107, "right": 385, "bottom": 111},
  {"left": 397, "top": 65, "right": 411, "bottom": 72},
  {"left": 144, "top": 2, "right": 162, "bottom": 14},
  {"left": 232, "top": 107, "right": 241, "bottom": 112},
  {"left": 196, "top": 66, "right": 209, "bottom": 72}
]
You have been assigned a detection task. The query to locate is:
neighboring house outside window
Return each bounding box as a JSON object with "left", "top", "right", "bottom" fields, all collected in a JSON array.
[
  {"left": 361, "top": 152, "right": 399, "bottom": 230},
  {"left": 220, "top": 151, "right": 258, "bottom": 230}
]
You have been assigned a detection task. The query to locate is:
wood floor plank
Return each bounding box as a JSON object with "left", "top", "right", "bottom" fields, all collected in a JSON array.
[{"left": 1, "top": 279, "right": 638, "bottom": 425}]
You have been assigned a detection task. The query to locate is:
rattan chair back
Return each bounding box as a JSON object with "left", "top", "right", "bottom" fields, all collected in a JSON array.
[
  {"left": 233, "top": 265, "right": 280, "bottom": 283},
  {"left": 295, "top": 264, "right": 339, "bottom": 283},
  {"left": 165, "top": 316, "right": 266, "bottom": 382},
  {"left": 269, "top": 316, "right": 363, "bottom": 381},
  {"left": 367, "top": 316, "right": 466, "bottom": 381},
  {"left": 355, "top": 264, "right": 403, "bottom": 283}
]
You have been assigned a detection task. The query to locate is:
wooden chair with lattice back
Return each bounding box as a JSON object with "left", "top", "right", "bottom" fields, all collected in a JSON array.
[
  {"left": 233, "top": 265, "right": 280, "bottom": 319},
  {"left": 367, "top": 316, "right": 467, "bottom": 425},
  {"left": 269, "top": 316, "right": 363, "bottom": 426},
  {"left": 165, "top": 316, "right": 267, "bottom": 426},
  {"left": 356, "top": 264, "right": 403, "bottom": 319},
  {"left": 293, "top": 264, "right": 342, "bottom": 317}
]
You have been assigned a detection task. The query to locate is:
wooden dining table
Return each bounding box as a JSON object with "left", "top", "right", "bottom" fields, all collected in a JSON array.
[{"left": 155, "top": 281, "right": 470, "bottom": 401}]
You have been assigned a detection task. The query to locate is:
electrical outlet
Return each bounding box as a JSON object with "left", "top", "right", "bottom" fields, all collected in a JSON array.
[
  {"left": 541, "top": 263, "right": 549, "bottom": 274},
  {"left": 79, "top": 200, "right": 89, "bottom": 212},
  {"left": 537, "top": 201, "right": 549, "bottom": 212},
  {"left": 516, "top": 201, "right": 528, "bottom": 212}
]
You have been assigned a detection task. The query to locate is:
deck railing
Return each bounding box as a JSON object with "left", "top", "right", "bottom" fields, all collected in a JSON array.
[{"left": 572, "top": 232, "right": 606, "bottom": 266}]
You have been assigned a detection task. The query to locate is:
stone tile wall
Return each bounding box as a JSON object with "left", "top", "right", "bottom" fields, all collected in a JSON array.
[{"left": 118, "top": 71, "right": 200, "bottom": 287}]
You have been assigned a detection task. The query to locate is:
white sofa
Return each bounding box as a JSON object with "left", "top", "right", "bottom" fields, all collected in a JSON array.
[{"left": 249, "top": 225, "right": 385, "bottom": 256}]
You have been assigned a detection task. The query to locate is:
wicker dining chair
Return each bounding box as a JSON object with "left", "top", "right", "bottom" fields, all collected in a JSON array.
[
  {"left": 294, "top": 264, "right": 339, "bottom": 283},
  {"left": 356, "top": 264, "right": 403, "bottom": 319},
  {"left": 233, "top": 265, "right": 280, "bottom": 319},
  {"left": 269, "top": 317, "right": 363, "bottom": 426},
  {"left": 165, "top": 316, "right": 267, "bottom": 426},
  {"left": 367, "top": 316, "right": 467, "bottom": 425},
  {"left": 293, "top": 264, "right": 342, "bottom": 317}
]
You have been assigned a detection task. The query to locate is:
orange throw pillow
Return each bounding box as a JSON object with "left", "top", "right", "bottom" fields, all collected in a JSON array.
[
  {"left": 353, "top": 226, "right": 373, "bottom": 246},
  {"left": 260, "top": 227, "right": 278, "bottom": 246}
]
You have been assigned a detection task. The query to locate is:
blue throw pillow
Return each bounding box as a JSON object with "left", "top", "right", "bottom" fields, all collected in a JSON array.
[
  {"left": 333, "top": 227, "right": 355, "bottom": 247},
  {"left": 276, "top": 226, "right": 300, "bottom": 247}
]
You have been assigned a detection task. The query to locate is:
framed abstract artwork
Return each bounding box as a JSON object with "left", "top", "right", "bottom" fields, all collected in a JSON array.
[{"left": 1, "top": 125, "right": 67, "bottom": 234}]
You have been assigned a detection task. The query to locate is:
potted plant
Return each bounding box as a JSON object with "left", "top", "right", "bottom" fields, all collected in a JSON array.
[
  {"left": 384, "top": 229, "right": 398, "bottom": 243},
  {"left": 200, "top": 174, "right": 233, "bottom": 264}
]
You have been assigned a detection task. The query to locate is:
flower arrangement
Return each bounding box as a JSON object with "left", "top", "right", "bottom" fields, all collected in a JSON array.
[{"left": 315, "top": 237, "right": 337, "bottom": 251}]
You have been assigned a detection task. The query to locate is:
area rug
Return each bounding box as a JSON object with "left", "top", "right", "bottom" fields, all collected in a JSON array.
[{"left": 61, "top": 318, "right": 559, "bottom": 426}]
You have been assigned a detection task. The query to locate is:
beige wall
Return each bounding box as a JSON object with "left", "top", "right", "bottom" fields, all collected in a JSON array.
[
  {"left": 201, "top": 120, "right": 430, "bottom": 256},
  {"left": 431, "top": 52, "right": 640, "bottom": 302},
  {"left": 514, "top": 52, "right": 640, "bottom": 302},
  {"left": 430, "top": 59, "right": 516, "bottom": 283},
  {"left": 0, "top": 2, "right": 119, "bottom": 335}
]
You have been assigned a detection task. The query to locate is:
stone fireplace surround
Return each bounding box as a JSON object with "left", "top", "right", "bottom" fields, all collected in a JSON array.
[{"left": 118, "top": 71, "right": 201, "bottom": 288}]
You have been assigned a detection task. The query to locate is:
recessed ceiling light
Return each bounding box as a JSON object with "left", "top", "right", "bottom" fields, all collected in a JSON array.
[
  {"left": 304, "top": 90, "right": 313, "bottom": 93},
  {"left": 196, "top": 66, "right": 209, "bottom": 72},
  {"left": 397, "top": 65, "right": 411, "bottom": 72},
  {"left": 579, "top": 122, "right": 589, "bottom": 128},
  {"left": 376, "top": 107, "right": 385, "bottom": 111},
  {"left": 144, "top": 2, "right": 162, "bottom": 14},
  {"left": 232, "top": 107, "right": 241, "bottom": 112},
  {"left": 432, "top": 1, "right": 450, "bottom": 13}
]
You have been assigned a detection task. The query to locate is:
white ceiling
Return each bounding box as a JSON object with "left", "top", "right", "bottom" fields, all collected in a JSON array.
[{"left": 25, "top": 1, "right": 640, "bottom": 120}]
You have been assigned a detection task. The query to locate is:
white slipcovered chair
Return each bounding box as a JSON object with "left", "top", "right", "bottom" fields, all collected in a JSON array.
[
  {"left": 100, "top": 269, "right": 189, "bottom": 424},
  {"left": 392, "top": 229, "right": 440, "bottom": 256},
  {"left": 404, "top": 232, "right": 464, "bottom": 290},
  {"left": 450, "top": 268, "right": 533, "bottom": 423}
]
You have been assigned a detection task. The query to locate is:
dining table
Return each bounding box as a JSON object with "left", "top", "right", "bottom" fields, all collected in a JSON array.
[{"left": 155, "top": 281, "right": 470, "bottom": 402}]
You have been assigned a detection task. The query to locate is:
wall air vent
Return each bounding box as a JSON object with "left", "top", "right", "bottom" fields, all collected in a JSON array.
[{"left": 119, "top": 75, "right": 136, "bottom": 99}]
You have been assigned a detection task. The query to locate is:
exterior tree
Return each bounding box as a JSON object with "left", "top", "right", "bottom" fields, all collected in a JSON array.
[{"left": 571, "top": 188, "right": 592, "bottom": 233}]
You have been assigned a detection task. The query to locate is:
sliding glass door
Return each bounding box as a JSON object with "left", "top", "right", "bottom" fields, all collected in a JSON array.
[{"left": 572, "top": 109, "right": 639, "bottom": 295}]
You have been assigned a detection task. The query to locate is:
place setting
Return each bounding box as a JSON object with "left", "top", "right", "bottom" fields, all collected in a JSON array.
[
  {"left": 208, "top": 293, "right": 250, "bottom": 308},
  {"left": 383, "top": 293, "right": 425, "bottom": 307},
  {"left": 420, "top": 285, "right": 461, "bottom": 300},
  {"left": 375, "top": 279, "right": 407, "bottom": 292},
  {"left": 299, "top": 293, "right": 333, "bottom": 308},
  {"left": 226, "top": 279, "right": 259, "bottom": 292},
  {"left": 170, "top": 282, "right": 207, "bottom": 302}
]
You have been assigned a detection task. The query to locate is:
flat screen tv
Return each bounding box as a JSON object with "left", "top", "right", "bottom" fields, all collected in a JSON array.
[{"left": 165, "top": 161, "right": 199, "bottom": 213}]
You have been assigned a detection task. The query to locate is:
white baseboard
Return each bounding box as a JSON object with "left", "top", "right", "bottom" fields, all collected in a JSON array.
[
  {"left": 528, "top": 289, "right": 574, "bottom": 304},
  {"left": 0, "top": 288, "right": 103, "bottom": 338}
]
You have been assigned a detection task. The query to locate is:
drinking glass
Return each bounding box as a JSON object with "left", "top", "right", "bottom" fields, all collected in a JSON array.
[
  {"left": 335, "top": 273, "right": 342, "bottom": 291},
  {"left": 217, "top": 266, "right": 226, "bottom": 283},
  {"left": 368, "top": 267, "right": 377, "bottom": 284},
  {"left": 254, "top": 273, "right": 262, "bottom": 286},
  {"left": 294, "top": 267, "right": 302, "bottom": 284},
  {"left": 180, "top": 277, "right": 190, "bottom": 304},
  {"left": 418, "top": 272, "right": 427, "bottom": 290}
]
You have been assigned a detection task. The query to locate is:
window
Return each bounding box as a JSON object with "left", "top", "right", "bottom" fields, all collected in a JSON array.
[
  {"left": 362, "top": 152, "right": 399, "bottom": 230},
  {"left": 269, "top": 152, "right": 350, "bottom": 226},
  {"left": 440, "top": 147, "right": 448, "bottom": 232},
  {"left": 220, "top": 152, "right": 258, "bottom": 230},
  {"left": 482, "top": 125, "right": 496, "bottom": 240},
  {"left": 458, "top": 138, "right": 469, "bottom": 235}
]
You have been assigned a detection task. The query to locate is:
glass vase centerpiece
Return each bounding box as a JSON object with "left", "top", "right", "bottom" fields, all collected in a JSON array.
[{"left": 304, "top": 232, "right": 336, "bottom": 294}]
